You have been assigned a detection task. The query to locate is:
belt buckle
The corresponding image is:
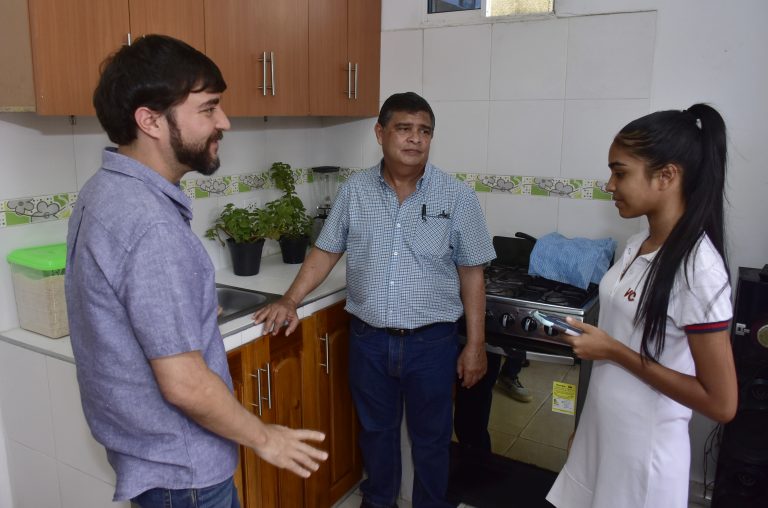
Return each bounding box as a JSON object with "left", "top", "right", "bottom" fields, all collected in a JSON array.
[{"left": 388, "top": 327, "right": 409, "bottom": 336}]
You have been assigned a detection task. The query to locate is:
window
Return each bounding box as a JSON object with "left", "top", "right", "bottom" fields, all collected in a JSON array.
[
  {"left": 427, "top": 0, "right": 553, "bottom": 19},
  {"left": 428, "top": 1, "right": 481, "bottom": 14}
]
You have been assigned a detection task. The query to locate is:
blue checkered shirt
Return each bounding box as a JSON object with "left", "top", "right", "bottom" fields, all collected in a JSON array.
[{"left": 315, "top": 161, "right": 495, "bottom": 329}]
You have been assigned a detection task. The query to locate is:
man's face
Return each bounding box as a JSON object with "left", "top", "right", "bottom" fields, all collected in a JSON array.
[
  {"left": 166, "top": 91, "right": 230, "bottom": 176},
  {"left": 375, "top": 110, "right": 433, "bottom": 171}
]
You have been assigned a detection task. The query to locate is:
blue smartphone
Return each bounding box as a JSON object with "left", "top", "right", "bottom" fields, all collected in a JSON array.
[{"left": 532, "top": 310, "right": 582, "bottom": 336}]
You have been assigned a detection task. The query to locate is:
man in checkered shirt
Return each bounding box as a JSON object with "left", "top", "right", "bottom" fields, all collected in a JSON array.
[{"left": 254, "top": 92, "right": 496, "bottom": 508}]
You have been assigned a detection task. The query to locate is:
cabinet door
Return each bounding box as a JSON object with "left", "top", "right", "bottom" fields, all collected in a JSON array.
[
  {"left": 227, "top": 347, "right": 249, "bottom": 508},
  {"left": 346, "top": 0, "right": 381, "bottom": 117},
  {"left": 128, "top": 0, "right": 205, "bottom": 53},
  {"left": 28, "top": 0, "right": 129, "bottom": 115},
  {"left": 244, "top": 336, "right": 272, "bottom": 508},
  {"left": 266, "top": 328, "right": 307, "bottom": 507},
  {"left": 315, "top": 301, "right": 363, "bottom": 504},
  {"left": 205, "top": 0, "right": 308, "bottom": 117},
  {"left": 308, "top": 0, "right": 348, "bottom": 116}
]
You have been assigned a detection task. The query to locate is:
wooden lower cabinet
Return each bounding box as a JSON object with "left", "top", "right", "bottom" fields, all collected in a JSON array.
[
  {"left": 313, "top": 301, "right": 363, "bottom": 505},
  {"left": 226, "top": 305, "right": 361, "bottom": 508}
]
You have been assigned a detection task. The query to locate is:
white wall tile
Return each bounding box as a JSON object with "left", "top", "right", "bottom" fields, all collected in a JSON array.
[
  {"left": 213, "top": 117, "right": 267, "bottom": 174},
  {"left": 487, "top": 100, "right": 564, "bottom": 176},
  {"left": 490, "top": 18, "right": 568, "bottom": 100},
  {"left": 560, "top": 99, "right": 649, "bottom": 179},
  {"left": 423, "top": 24, "right": 492, "bottom": 101},
  {"left": 565, "top": 12, "right": 656, "bottom": 99},
  {"left": 556, "top": 198, "right": 645, "bottom": 255},
  {"left": 0, "top": 342, "right": 55, "bottom": 456},
  {"left": 71, "top": 116, "right": 110, "bottom": 191},
  {"left": 381, "top": 0, "right": 422, "bottom": 31},
  {"left": 58, "top": 462, "right": 128, "bottom": 508},
  {"left": 380, "top": 30, "right": 423, "bottom": 98},
  {"left": 0, "top": 114, "right": 76, "bottom": 199},
  {"left": 429, "top": 101, "right": 489, "bottom": 173},
  {"left": 6, "top": 440, "right": 61, "bottom": 508},
  {"left": 319, "top": 117, "right": 376, "bottom": 169},
  {"left": 484, "top": 193, "right": 558, "bottom": 239},
  {"left": 262, "top": 117, "right": 324, "bottom": 170},
  {"left": 0, "top": 407, "right": 12, "bottom": 508},
  {"left": 46, "top": 358, "right": 115, "bottom": 485}
]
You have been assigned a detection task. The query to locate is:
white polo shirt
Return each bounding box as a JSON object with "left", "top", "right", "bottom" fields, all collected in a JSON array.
[{"left": 547, "top": 230, "right": 731, "bottom": 508}]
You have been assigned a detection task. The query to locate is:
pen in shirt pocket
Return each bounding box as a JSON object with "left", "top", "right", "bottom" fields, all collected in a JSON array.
[{"left": 421, "top": 204, "right": 451, "bottom": 222}]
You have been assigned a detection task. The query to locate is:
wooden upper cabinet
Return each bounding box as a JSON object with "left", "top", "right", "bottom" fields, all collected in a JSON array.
[
  {"left": 309, "top": 0, "right": 381, "bottom": 117},
  {"left": 27, "top": 0, "right": 205, "bottom": 116},
  {"left": 346, "top": 0, "right": 381, "bottom": 117},
  {"left": 0, "top": 0, "right": 35, "bottom": 111},
  {"left": 205, "top": 0, "right": 309, "bottom": 117},
  {"left": 128, "top": 0, "right": 205, "bottom": 53},
  {"left": 28, "top": 0, "right": 129, "bottom": 116}
]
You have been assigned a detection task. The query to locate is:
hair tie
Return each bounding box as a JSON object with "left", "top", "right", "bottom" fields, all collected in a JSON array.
[{"left": 695, "top": 118, "right": 702, "bottom": 129}]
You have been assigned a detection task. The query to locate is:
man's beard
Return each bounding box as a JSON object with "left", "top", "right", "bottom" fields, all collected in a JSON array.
[{"left": 167, "top": 114, "right": 223, "bottom": 176}]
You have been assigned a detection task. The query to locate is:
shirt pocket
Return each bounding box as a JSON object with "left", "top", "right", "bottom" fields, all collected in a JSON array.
[{"left": 410, "top": 218, "right": 451, "bottom": 257}]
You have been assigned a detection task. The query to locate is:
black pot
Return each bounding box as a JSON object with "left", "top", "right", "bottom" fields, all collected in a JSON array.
[
  {"left": 227, "top": 238, "right": 265, "bottom": 276},
  {"left": 279, "top": 235, "right": 309, "bottom": 264}
]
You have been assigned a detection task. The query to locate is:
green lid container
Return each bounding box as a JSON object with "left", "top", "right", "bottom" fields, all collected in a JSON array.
[{"left": 7, "top": 243, "right": 66, "bottom": 274}]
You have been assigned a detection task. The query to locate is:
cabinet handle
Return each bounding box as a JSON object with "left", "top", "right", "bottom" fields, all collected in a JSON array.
[
  {"left": 249, "top": 362, "right": 272, "bottom": 414},
  {"left": 354, "top": 63, "right": 359, "bottom": 99},
  {"left": 126, "top": 32, "right": 132, "bottom": 46},
  {"left": 259, "top": 52, "right": 267, "bottom": 96},
  {"left": 319, "top": 333, "right": 330, "bottom": 375},
  {"left": 250, "top": 370, "right": 263, "bottom": 416},
  {"left": 264, "top": 362, "right": 272, "bottom": 409},
  {"left": 346, "top": 62, "right": 352, "bottom": 99},
  {"left": 270, "top": 51, "right": 276, "bottom": 96}
]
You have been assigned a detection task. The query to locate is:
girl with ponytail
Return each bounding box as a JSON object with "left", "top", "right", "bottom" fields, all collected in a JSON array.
[{"left": 547, "top": 104, "right": 737, "bottom": 508}]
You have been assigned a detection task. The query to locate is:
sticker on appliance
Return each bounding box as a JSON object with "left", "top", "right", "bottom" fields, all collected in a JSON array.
[{"left": 552, "top": 381, "right": 577, "bottom": 415}]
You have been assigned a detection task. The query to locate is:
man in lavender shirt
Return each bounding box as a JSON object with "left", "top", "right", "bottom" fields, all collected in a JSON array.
[{"left": 65, "top": 35, "right": 327, "bottom": 508}]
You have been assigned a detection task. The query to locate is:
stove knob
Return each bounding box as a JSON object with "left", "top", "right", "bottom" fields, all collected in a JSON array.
[
  {"left": 521, "top": 316, "right": 537, "bottom": 332},
  {"left": 485, "top": 309, "right": 495, "bottom": 320},
  {"left": 500, "top": 313, "right": 515, "bottom": 328},
  {"left": 544, "top": 326, "right": 558, "bottom": 337}
]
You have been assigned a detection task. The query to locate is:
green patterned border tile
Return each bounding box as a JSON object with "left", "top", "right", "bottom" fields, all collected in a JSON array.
[
  {"left": 1, "top": 193, "right": 77, "bottom": 227},
  {"left": 0, "top": 171, "right": 612, "bottom": 230}
]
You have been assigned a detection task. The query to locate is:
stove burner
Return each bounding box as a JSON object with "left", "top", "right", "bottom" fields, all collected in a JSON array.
[{"left": 485, "top": 263, "right": 597, "bottom": 309}]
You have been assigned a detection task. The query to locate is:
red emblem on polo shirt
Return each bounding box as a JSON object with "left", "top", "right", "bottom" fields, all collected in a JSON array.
[{"left": 624, "top": 288, "right": 637, "bottom": 302}]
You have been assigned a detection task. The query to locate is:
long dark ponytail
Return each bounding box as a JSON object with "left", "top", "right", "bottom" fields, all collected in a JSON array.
[{"left": 613, "top": 104, "right": 729, "bottom": 361}]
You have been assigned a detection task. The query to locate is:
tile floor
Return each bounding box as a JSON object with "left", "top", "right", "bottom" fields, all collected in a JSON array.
[{"left": 331, "top": 359, "right": 710, "bottom": 507}]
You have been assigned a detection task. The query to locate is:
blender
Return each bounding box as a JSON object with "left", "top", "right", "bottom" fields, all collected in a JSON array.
[{"left": 311, "top": 166, "right": 341, "bottom": 241}]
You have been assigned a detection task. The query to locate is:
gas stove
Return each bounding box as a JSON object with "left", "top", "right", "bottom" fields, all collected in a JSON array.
[{"left": 483, "top": 262, "right": 600, "bottom": 350}]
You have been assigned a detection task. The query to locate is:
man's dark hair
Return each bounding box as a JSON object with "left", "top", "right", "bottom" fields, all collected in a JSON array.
[
  {"left": 377, "top": 92, "right": 435, "bottom": 130},
  {"left": 93, "top": 34, "right": 227, "bottom": 145}
]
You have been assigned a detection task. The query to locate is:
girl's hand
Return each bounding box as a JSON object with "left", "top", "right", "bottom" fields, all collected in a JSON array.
[{"left": 561, "top": 318, "right": 618, "bottom": 361}]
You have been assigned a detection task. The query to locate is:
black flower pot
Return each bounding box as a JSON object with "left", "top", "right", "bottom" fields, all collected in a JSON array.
[
  {"left": 227, "top": 238, "right": 266, "bottom": 276},
  {"left": 279, "top": 235, "right": 309, "bottom": 264}
]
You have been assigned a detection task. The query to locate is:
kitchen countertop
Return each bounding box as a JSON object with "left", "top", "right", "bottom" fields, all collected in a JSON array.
[{"left": 0, "top": 253, "right": 348, "bottom": 364}]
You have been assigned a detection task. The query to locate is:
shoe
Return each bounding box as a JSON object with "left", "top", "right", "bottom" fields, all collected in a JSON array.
[{"left": 497, "top": 375, "right": 533, "bottom": 403}]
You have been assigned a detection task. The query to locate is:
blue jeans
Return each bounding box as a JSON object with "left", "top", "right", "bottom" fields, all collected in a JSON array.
[
  {"left": 349, "top": 316, "right": 459, "bottom": 508},
  {"left": 131, "top": 477, "right": 240, "bottom": 508}
]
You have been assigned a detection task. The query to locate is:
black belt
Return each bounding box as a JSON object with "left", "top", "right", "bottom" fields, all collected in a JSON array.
[{"left": 354, "top": 316, "right": 451, "bottom": 336}]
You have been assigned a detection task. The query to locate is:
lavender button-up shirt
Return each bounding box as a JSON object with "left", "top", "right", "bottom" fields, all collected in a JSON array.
[{"left": 65, "top": 148, "right": 236, "bottom": 501}]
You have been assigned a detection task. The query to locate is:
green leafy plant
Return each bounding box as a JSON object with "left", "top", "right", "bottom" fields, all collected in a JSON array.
[
  {"left": 205, "top": 203, "right": 269, "bottom": 245},
  {"left": 263, "top": 162, "right": 313, "bottom": 240}
]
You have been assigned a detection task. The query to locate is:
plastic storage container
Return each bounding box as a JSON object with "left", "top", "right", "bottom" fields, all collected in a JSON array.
[{"left": 6, "top": 243, "right": 68, "bottom": 338}]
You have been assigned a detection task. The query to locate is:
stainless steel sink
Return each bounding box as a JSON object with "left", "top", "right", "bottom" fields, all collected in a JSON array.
[{"left": 215, "top": 285, "right": 280, "bottom": 323}]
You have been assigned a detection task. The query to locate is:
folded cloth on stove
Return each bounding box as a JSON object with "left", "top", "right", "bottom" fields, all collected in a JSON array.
[{"left": 528, "top": 232, "right": 617, "bottom": 290}]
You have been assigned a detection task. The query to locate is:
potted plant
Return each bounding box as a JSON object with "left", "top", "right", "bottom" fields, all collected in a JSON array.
[
  {"left": 264, "top": 161, "right": 313, "bottom": 264},
  {"left": 205, "top": 203, "right": 269, "bottom": 276}
]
